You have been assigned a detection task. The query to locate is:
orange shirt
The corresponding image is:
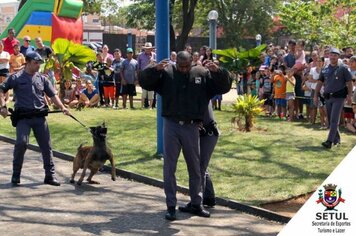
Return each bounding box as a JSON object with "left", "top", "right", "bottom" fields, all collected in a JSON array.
[
  {"left": 9, "top": 53, "right": 25, "bottom": 73},
  {"left": 273, "top": 74, "right": 286, "bottom": 99}
]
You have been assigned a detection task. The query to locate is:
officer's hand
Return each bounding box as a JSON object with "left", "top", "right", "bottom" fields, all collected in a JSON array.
[
  {"left": 0, "top": 107, "right": 8, "bottom": 118},
  {"left": 62, "top": 107, "right": 71, "bottom": 116},
  {"left": 205, "top": 61, "right": 219, "bottom": 72},
  {"left": 155, "top": 59, "right": 169, "bottom": 70}
]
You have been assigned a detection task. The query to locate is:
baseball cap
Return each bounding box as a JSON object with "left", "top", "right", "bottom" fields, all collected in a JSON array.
[
  {"left": 127, "top": 48, "right": 133, "bottom": 53},
  {"left": 329, "top": 47, "right": 341, "bottom": 55},
  {"left": 26, "top": 51, "right": 44, "bottom": 63}
]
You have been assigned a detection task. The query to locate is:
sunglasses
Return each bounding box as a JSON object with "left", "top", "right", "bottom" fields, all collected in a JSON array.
[{"left": 25, "top": 40, "right": 31, "bottom": 42}]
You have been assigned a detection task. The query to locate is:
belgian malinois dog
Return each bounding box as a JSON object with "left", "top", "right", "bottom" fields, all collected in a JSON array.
[{"left": 70, "top": 123, "right": 116, "bottom": 185}]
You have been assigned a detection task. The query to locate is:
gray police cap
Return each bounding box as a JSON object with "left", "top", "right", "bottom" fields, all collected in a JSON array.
[
  {"left": 26, "top": 51, "right": 44, "bottom": 63},
  {"left": 329, "top": 47, "right": 341, "bottom": 55}
]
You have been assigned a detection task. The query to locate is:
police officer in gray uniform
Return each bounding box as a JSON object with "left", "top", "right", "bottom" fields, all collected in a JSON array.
[
  {"left": 0, "top": 51, "right": 71, "bottom": 186},
  {"left": 314, "top": 48, "right": 353, "bottom": 149},
  {"left": 139, "top": 51, "right": 231, "bottom": 221}
]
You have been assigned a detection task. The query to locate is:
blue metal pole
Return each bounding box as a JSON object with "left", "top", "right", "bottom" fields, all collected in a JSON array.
[
  {"left": 127, "top": 32, "right": 133, "bottom": 49},
  {"left": 155, "top": 0, "right": 169, "bottom": 156},
  {"left": 209, "top": 19, "right": 217, "bottom": 50}
]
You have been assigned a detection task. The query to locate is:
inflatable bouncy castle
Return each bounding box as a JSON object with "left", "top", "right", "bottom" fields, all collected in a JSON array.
[{"left": 0, "top": 0, "right": 83, "bottom": 46}]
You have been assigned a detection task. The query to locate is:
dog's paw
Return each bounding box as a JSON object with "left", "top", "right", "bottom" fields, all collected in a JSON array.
[
  {"left": 69, "top": 179, "right": 75, "bottom": 184},
  {"left": 77, "top": 181, "right": 82, "bottom": 186},
  {"left": 112, "top": 177, "right": 116, "bottom": 181}
]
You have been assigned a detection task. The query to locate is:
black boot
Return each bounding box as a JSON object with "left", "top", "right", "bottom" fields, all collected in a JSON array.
[
  {"left": 44, "top": 176, "right": 61, "bottom": 186},
  {"left": 11, "top": 173, "right": 20, "bottom": 186},
  {"left": 203, "top": 198, "right": 216, "bottom": 207},
  {"left": 322, "top": 141, "right": 332, "bottom": 149},
  {"left": 190, "top": 204, "right": 210, "bottom": 217},
  {"left": 179, "top": 203, "right": 210, "bottom": 217},
  {"left": 178, "top": 202, "right": 192, "bottom": 212},
  {"left": 165, "top": 206, "right": 176, "bottom": 221}
]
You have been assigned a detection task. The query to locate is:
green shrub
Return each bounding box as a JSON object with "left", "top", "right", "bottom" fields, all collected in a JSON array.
[{"left": 231, "top": 94, "right": 265, "bottom": 132}]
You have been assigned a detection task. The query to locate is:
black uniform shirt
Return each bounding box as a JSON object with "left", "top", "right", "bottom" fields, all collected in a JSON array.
[
  {"left": 139, "top": 64, "right": 231, "bottom": 121},
  {"left": 0, "top": 70, "right": 56, "bottom": 110}
]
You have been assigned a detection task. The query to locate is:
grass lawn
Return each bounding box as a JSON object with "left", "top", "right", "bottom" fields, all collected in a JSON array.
[{"left": 0, "top": 102, "right": 354, "bottom": 206}]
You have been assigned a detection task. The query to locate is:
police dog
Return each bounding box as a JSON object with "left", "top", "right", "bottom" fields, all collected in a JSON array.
[{"left": 70, "top": 123, "right": 116, "bottom": 185}]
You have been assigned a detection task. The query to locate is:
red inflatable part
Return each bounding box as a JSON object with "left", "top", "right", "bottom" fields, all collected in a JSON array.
[{"left": 51, "top": 14, "right": 83, "bottom": 44}]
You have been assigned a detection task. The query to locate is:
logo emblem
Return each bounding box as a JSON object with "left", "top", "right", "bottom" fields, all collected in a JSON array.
[
  {"left": 316, "top": 184, "right": 345, "bottom": 211},
  {"left": 195, "top": 77, "right": 202, "bottom": 84}
]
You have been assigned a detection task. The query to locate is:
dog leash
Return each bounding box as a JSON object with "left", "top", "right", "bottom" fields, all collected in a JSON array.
[{"left": 68, "top": 114, "right": 88, "bottom": 129}]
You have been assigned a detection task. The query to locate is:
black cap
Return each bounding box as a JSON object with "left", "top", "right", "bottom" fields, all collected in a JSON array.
[{"left": 26, "top": 51, "right": 44, "bottom": 63}]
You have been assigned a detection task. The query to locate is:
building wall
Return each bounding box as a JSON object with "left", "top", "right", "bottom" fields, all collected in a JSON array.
[{"left": 0, "top": 1, "right": 19, "bottom": 35}]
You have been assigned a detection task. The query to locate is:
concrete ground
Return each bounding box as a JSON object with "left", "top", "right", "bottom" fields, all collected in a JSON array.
[{"left": 0, "top": 141, "right": 283, "bottom": 236}]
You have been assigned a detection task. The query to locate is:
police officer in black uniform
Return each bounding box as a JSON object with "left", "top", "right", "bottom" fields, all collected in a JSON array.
[
  {"left": 0, "top": 51, "right": 71, "bottom": 186},
  {"left": 139, "top": 51, "right": 231, "bottom": 221},
  {"left": 178, "top": 101, "right": 219, "bottom": 212},
  {"left": 314, "top": 48, "right": 353, "bottom": 148}
]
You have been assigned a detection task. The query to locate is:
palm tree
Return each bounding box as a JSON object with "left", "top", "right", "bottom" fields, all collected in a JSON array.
[{"left": 45, "top": 38, "right": 96, "bottom": 96}]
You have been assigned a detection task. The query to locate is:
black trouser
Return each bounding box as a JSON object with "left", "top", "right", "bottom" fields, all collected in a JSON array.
[{"left": 13, "top": 117, "right": 55, "bottom": 177}]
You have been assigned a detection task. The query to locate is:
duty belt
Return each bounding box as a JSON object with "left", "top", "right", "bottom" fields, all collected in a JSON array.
[{"left": 168, "top": 117, "right": 201, "bottom": 125}]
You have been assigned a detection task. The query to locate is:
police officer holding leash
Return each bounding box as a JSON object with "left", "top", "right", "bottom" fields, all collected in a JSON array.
[
  {"left": 0, "top": 51, "right": 71, "bottom": 186},
  {"left": 314, "top": 48, "right": 353, "bottom": 149},
  {"left": 139, "top": 51, "right": 231, "bottom": 221}
]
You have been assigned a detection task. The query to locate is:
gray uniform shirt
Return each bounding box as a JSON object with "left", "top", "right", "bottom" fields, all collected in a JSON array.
[
  {"left": 0, "top": 70, "right": 56, "bottom": 109},
  {"left": 319, "top": 65, "right": 352, "bottom": 94}
]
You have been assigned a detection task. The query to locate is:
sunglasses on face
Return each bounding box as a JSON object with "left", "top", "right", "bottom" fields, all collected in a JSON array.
[{"left": 25, "top": 40, "right": 31, "bottom": 42}]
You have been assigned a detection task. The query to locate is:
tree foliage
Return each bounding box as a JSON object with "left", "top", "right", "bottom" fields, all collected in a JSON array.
[
  {"left": 213, "top": 44, "right": 267, "bottom": 73},
  {"left": 212, "top": 0, "right": 280, "bottom": 48},
  {"left": 278, "top": 0, "right": 356, "bottom": 48}
]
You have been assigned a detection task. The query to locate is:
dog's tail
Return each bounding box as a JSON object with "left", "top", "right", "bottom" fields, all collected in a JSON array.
[{"left": 77, "top": 142, "right": 88, "bottom": 151}]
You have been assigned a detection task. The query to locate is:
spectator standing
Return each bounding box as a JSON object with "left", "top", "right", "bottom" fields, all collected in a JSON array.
[
  {"left": 34, "top": 37, "right": 53, "bottom": 60},
  {"left": 121, "top": 48, "right": 138, "bottom": 109},
  {"left": 2, "top": 28, "right": 20, "bottom": 55},
  {"left": 99, "top": 57, "right": 115, "bottom": 107},
  {"left": 9, "top": 44, "right": 25, "bottom": 74},
  {"left": 285, "top": 68, "right": 296, "bottom": 121},
  {"left": 112, "top": 49, "right": 124, "bottom": 109},
  {"left": 137, "top": 42, "right": 156, "bottom": 109},
  {"left": 273, "top": 65, "right": 287, "bottom": 119},
  {"left": 102, "top": 44, "right": 113, "bottom": 63},
  {"left": 20, "top": 36, "right": 35, "bottom": 55}
]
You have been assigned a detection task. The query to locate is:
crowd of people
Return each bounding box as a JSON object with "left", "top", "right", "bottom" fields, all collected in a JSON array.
[{"left": 235, "top": 40, "right": 356, "bottom": 136}]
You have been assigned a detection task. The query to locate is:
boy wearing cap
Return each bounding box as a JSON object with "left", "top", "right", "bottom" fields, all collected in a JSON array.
[
  {"left": 0, "top": 51, "right": 70, "bottom": 186},
  {"left": 121, "top": 48, "right": 138, "bottom": 109},
  {"left": 314, "top": 47, "right": 353, "bottom": 148}
]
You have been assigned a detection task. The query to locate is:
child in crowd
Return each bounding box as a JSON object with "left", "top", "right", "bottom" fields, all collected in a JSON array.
[
  {"left": 285, "top": 68, "right": 296, "bottom": 121},
  {"left": 302, "top": 75, "right": 317, "bottom": 123},
  {"left": 99, "top": 57, "right": 115, "bottom": 107},
  {"left": 273, "top": 65, "right": 287, "bottom": 119},
  {"left": 60, "top": 80, "right": 76, "bottom": 108},
  {"left": 260, "top": 67, "right": 274, "bottom": 116},
  {"left": 293, "top": 40, "right": 306, "bottom": 71}
]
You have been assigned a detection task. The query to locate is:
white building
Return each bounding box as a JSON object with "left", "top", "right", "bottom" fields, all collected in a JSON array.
[{"left": 0, "top": 0, "right": 19, "bottom": 34}]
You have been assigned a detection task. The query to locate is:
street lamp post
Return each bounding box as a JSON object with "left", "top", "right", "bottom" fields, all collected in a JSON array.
[
  {"left": 255, "top": 34, "right": 262, "bottom": 47},
  {"left": 127, "top": 28, "right": 133, "bottom": 49},
  {"left": 208, "top": 10, "right": 218, "bottom": 51}
]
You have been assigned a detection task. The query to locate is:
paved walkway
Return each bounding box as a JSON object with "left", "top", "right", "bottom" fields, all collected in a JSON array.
[{"left": 0, "top": 141, "right": 283, "bottom": 235}]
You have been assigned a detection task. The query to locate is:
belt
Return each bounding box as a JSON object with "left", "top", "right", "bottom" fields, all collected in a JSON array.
[{"left": 168, "top": 117, "right": 200, "bottom": 125}]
